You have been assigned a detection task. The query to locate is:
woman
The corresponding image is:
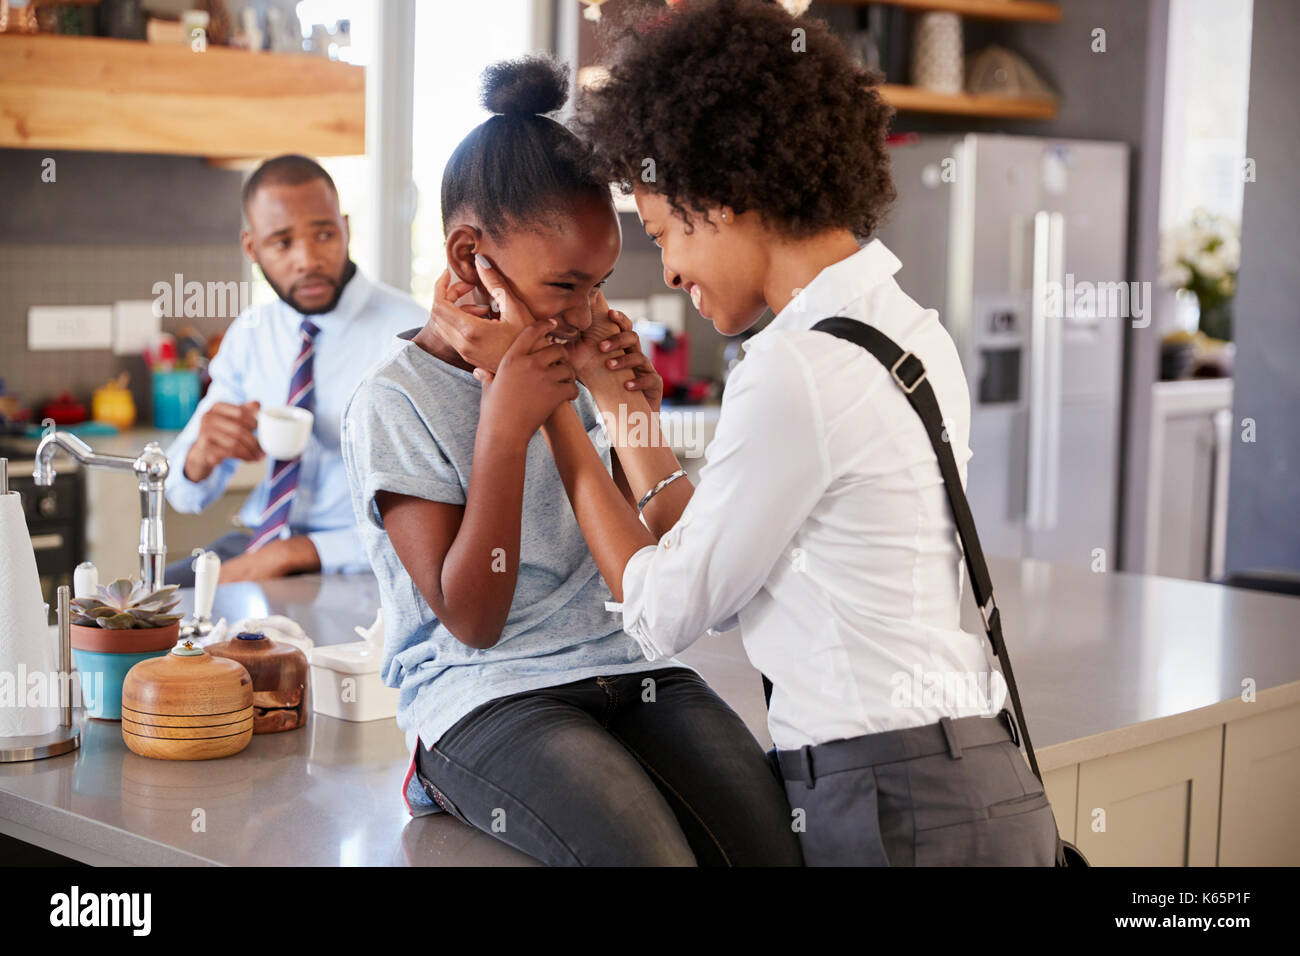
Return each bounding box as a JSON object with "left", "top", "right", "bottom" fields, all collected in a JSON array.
[
  {"left": 445, "top": 0, "right": 1060, "bottom": 866},
  {"left": 340, "top": 55, "right": 802, "bottom": 867}
]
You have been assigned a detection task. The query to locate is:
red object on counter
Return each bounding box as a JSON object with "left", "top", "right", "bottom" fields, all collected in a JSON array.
[
  {"left": 650, "top": 331, "right": 691, "bottom": 394},
  {"left": 40, "top": 391, "right": 88, "bottom": 425}
]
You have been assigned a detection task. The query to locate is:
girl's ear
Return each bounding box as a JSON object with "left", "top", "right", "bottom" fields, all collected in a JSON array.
[{"left": 445, "top": 223, "right": 484, "bottom": 287}]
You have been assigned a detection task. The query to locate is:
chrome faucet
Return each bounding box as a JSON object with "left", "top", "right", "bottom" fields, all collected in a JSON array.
[{"left": 34, "top": 431, "right": 171, "bottom": 591}]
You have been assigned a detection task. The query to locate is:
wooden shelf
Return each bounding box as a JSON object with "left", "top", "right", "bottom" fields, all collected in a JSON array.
[
  {"left": 0, "top": 35, "right": 364, "bottom": 160},
  {"left": 821, "top": 0, "right": 1062, "bottom": 22},
  {"left": 878, "top": 83, "right": 1056, "bottom": 118}
]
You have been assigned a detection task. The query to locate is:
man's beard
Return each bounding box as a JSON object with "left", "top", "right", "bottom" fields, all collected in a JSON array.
[{"left": 265, "top": 259, "right": 357, "bottom": 316}]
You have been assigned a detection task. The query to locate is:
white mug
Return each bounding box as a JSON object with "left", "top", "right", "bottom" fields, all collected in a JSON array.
[{"left": 257, "top": 405, "right": 314, "bottom": 460}]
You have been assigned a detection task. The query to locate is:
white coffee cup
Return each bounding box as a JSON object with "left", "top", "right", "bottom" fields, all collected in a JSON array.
[{"left": 257, "top": 405, "right": 314, "bottom": 460}]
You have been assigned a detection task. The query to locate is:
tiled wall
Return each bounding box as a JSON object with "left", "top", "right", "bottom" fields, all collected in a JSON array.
[
  {"left": 0, "top": 149, "right": 246, "bottom": 423},
  {"left": 0, "top": 243, "right": 247, "bottom": 424}
]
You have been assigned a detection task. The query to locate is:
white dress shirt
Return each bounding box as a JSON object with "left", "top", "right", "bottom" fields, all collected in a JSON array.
[
  {"left": 619, "top": 239, "right": 1000, "bottom": 751},
  {"left": 164, "top": 266, "right": 427, "bottom": 574}
]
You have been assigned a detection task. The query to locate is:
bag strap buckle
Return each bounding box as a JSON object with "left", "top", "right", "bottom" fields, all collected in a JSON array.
[
  {"left": 978, "top": 595, "right": 999, "bottom": 633},
  {"left": 890, "top": 351, "right": 927, "bottom": 394}
]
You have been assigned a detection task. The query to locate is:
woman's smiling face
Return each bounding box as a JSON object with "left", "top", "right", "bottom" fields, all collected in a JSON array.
[{"left": 633, "top": 187, "right": 770, "bottom": 336}]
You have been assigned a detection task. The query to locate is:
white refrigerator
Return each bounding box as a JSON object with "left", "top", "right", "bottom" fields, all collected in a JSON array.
[{"left": 878, "top": 134, "right": 1130, "bottom": 568}]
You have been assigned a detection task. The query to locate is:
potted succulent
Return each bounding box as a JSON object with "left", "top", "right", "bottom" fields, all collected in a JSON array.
[{"left": 70, "top": 578, "right": 183, "bottom": 720}]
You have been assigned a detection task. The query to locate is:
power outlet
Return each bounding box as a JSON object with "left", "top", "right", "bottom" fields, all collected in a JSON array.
[{"left": 28, "top": 306, "right": 113, "bottom": 351}]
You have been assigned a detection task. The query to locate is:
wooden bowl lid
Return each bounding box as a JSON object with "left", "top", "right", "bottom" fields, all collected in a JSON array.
[
  {"left": 122, "top": 641, "right": 253, "bottom": 718},
  {"left": 206, "top": 633, "right": 308, "bottom": 690}
]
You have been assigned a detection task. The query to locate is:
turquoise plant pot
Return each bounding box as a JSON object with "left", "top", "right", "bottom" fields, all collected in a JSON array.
[
  {"left": 72, "top": 648, "right": 170, "bottom": 720},
  {"left": 70, "top": 622, "right": 179, "bottom": 721}
]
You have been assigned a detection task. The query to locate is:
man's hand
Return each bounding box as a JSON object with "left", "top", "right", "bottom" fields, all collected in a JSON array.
[
  {"left": 186, "top": 400, "right": 264, "bottom": 482},
  {"left": 218, "top": 535, "right": 320, "bottom": 583}
]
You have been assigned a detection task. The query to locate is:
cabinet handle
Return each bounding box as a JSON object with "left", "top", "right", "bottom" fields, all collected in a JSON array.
[{"left": 30, "top": 533, "right": 64, "bottom": 551}]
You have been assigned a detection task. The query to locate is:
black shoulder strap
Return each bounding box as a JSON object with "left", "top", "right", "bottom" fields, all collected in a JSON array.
[{"left": 803, "top": 316, "right": 1048, "bottom": 783}]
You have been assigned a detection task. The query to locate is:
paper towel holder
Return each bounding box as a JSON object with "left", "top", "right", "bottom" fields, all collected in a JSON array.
[{"left": 0, "top": 475, "right": 82, "bottom": 762}]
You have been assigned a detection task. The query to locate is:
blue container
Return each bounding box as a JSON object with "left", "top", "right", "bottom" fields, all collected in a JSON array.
[
  {"left": 72, "top": 647, "right": 171, "bottom": 720},
  {"left": 152, "top": 369, "right": 201, "bottom": 430}
]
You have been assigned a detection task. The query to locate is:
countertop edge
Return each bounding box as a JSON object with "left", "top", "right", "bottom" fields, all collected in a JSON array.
[
  {"left": 1036, "top": 679, "right": 1300, "bottom": 771},
  {"left": 0, "top": 785, "right": 219, "bottom": 867}
]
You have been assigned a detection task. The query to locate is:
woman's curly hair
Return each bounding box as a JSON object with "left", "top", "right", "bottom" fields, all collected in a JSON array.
[{"left": 573, "top": 0, "right": 896, "bottom": 241}]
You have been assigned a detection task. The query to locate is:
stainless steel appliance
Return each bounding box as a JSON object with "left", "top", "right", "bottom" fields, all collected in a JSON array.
[{"left": 879, "top": 134, "right": 1130, "bottom": 566}]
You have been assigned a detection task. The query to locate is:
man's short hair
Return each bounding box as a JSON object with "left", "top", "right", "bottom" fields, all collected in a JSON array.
[{"left": 242, "top": 154, "right": 338, "bottom": 215}]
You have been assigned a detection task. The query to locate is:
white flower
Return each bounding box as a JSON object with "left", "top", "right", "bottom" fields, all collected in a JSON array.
[
  {"left": 1194, "top": 250, "right": 1227, "bottom": 281},
  {"left": 1161, "top": 262, "right": 1192, "bottom": 289},
  {"left": 1217, "top": 231, "right": 1241, "bottom": 271}
]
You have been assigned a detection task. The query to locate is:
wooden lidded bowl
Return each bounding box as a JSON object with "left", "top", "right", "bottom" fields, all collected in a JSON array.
[
  {"left": 120, "top": 641, "right": 254, "bottom": 760},
  {"left": 205, "top": 632, "right": 308, "bottom": 734}
]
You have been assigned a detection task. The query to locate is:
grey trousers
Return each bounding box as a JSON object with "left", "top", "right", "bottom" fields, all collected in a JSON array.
[{"left": 774, "top": 709, "right": 1059, "bottom": 866}]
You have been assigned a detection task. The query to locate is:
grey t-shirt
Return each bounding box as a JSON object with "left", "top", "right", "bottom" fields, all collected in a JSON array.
[{"left": 341, "top": 328, "right": 690, "bottom": 753}]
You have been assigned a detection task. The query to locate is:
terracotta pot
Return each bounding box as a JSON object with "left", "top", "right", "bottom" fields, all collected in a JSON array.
[{"left": 71, "top": 622, "right": 179, "bottom": 654}]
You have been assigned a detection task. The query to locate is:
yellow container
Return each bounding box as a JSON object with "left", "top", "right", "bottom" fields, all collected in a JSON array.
[{"left": 92, "top": 375, "right": 136, "bottom": 430}]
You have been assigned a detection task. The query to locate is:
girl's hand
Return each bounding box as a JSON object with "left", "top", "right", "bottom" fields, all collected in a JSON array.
[
  {"left": 473, "top": 319, "right": 579, "bottom": 446},
  {"left": 429, "top": 256, "right": 534, "bottom": 373},
  {"left": 594, "top": 308, "right": 663, "bottom": 412}
]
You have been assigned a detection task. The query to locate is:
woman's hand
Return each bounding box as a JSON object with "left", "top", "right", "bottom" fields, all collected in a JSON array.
[
  {"left": 566, "top": 291, "right": 663, "bottom": 412},
  {"left": 429, "top": 256, "right": 534, "bottom": 373},
  {"left": 473, "top": 318, "right": 579, "bottom": 446},
  {"left": 596, "top": 309, "right": 664, "bottom": 413}
]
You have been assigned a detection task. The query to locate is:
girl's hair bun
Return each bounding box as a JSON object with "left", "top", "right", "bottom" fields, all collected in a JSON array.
[{"left": 481, "top": 56, "right": 570, "bottom": 117}]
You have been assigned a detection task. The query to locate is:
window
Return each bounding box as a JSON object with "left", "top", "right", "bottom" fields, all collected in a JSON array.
[
  {"left": 1158, "top": 0, "right": 1254, "bottom": 331},
  {"left": 409, "top": 0, "right": 537, "bottom": 305}
]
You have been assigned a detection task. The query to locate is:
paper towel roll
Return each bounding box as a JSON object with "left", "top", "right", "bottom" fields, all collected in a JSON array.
[{"left": 0, "top": 491, "right": 60, "bottom": 737}]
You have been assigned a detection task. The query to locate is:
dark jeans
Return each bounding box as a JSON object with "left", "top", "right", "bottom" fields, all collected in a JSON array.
[
  {"left": 162, "top": 530, "right": 252, "bottom": 588},
  {"left": 415, "top": 666, "right": 805, "bottom": 866}
]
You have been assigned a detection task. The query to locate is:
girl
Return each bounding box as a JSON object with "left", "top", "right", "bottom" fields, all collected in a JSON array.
[
  {"left": 340, "top": 55, "right": 802, "bottom": 867},
  {"left": 441, "top": 0, "right": 1061, "bottom": 866}
]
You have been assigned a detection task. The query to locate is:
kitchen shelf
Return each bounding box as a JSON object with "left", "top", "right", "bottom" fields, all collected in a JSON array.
[
  {"left": 0, "top": 34, "right": 364, "bottom": 160},
  {"left": 878, "top": 83, "right": 1056, "bottom": 118},
  {"left": 821, "top": 0, "right": 1062, "bottom": 22}
]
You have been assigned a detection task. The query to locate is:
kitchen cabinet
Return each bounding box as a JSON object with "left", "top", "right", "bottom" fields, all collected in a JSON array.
[
  {"left": 1072, "top": 724, "right": 1222, "bottom": 866},
  {"left": 1218, "top": 702, "right": 1300, "bottom": 865}
]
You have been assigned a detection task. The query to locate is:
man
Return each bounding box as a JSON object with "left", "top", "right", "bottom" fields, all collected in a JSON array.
[{"left": 163, "top": 154, "right": 426, "bottom": 586}]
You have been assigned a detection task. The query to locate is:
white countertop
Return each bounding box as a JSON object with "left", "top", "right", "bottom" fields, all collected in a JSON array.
[{"left": 1, "top": 558, "right": 1297, "bottom": 865}]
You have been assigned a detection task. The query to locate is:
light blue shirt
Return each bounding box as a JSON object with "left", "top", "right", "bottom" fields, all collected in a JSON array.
[
  {"left": 342, "top": 329, "right": 693, "bottom": 782},
  {"left": 164, "top": 267, "right": 427, "bottom": 574}
]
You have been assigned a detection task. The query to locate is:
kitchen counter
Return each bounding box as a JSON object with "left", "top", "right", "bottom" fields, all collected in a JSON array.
[{"left": 1, "top": 559, "right": 1297, "bottom": 866}]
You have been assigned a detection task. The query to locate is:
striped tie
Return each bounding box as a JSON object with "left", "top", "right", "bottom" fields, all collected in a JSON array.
[{"left": 245, "top": 317, "right": 321, "bottom": 553}]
